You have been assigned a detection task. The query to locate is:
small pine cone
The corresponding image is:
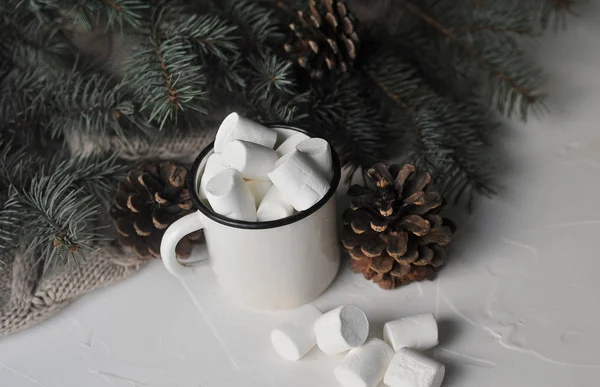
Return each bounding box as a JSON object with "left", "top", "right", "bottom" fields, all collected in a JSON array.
[
  {"left": 342, "top": 163, "right": 455, "bottom": 290},
  {"left": 110, "top": 161, "right": 203, "bottom": 260},
  {"left": 284, "top": 0, "right": 360, "bottom": 79}
]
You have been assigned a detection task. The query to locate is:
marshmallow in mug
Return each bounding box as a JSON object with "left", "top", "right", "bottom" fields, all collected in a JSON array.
[
  {"left": 276, "top": 132, "right": 311, "bottom": 156},
  {"left": 268, "top": 150, "right": 331, "bottom": 212},
  {"left": 204, "top": 168, "right": 257, "bottom": 222},
  {"left": 295, "top": 138, "right": 333, "bottom": 181},
  {"left": 199, "top": 153, "right": 227, "bottom": 199},
  {"left": 214, "top": 112, "right": 277, "bottom": 152},
  {"left": 222, "top": 140, "right": 278, "bottom": 181},
  {"left": 246, "top": 180, "right": 273, "bottom": 208},
  {"left": 384, "top": 347, "right": 445, "bottom": 387},
  {"left": 334, "top": 338, "right": 394, "bottom": 387},
  {"left": 383, "top": 313, "right": 439, "bottom": 352},
  {"left": 270, "top": 304, "right": 322, "bottom": 361},
  {"left": 257, "top": 186, "right": 295, "bottom": 222},
  {"left": 314, "top": 305, "right": 369, "bottom": 355}
]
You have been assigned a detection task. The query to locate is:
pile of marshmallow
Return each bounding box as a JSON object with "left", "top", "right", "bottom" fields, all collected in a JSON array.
[
  {"left": 271, "top": 305, "right": 445, "bottom": 387},
  {"left": 200, "top": 113, "right": 334, "bottom": 222}
]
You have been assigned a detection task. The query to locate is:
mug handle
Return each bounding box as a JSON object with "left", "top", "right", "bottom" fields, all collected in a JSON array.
[{"left": 160, "top": 212, "right": 207, "bottom": 278}]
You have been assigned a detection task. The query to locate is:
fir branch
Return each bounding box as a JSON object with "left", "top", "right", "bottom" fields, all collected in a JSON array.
[
  {"left": 101, "top": 0, "right": 148, "bottom": 28},
  {"left": 449, "top": 6, "right": 535, "bottom": 36},
  {"left": 248, "top": 54, "right": 295, "bottom": 96},
  {"left": 363, "top": 67, "right": 434, "bottom": 171},
  {"left": 0, "top": 141, "right": 44, "bottom": 192},
  {"left": 0, "top": 10, "right": 76, "bottom": 72},
  {"left": 42, "top": 73, "right": 134, "bottom": 138},
  {"left": 49, "top": 153, "right": 126, "bottom": 204},
  {"left": 126, "top": 37, "right": 207, "bottom": 129},
  {"left": 0, "top": 142, "right": 35, "bottom": 256},
  {"left": 9, "top": 0, "right": 59, "bottom": 24},
  {"left": 57, "top": 0, "right": 147, "bottom": 30},
  {"left": 309, "top": 74, "right": 389, "bottom": 174},
  {"left": 14, "top": 173, "right": 103, "bottom": 271},
  {"left": 0, "top": 190, "right": 22, "bottom": 259},
  {"left": 364, "top": 51, "right": 496, "bottom": 205},
  {"left": 224, "top": 0, "right": 285, "bottom": 46},
  {"left": 170, "top": 14, "right": 240, "bottom": 61},
  {"left": 398, "top": 0, "right": 546, "bottom": 120},
  {"left": 244, "top": 53, "right": 306, "bottom": 123},
  {"left": 537, "top": 0, "right": 578, "bottom": 29}
]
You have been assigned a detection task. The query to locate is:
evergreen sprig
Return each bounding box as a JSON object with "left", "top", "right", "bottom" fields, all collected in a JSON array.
[
  {"left": 50, "top": 154, "right": 127, "bottom": 203},
  {"left": 364, "top": 50, "right": 496, "bottom": 206},
  {"left": 16, "top": 173, "right": 102, "bottom": 272},
  {"left": 397, "top": 0, "right": 546, "bottom": 120},
  {"left": 225, "top": 0, "right": 285, "bottom": 45},
  {"left": 127, "top": 37, "right": 207, "bottom": 128},
  {"left": 172, "top": 14, "right": 240, "bottom": 60},
  {"left": 45, "top": 74, "right": 134, "bottom": 138},
  {"left": 244, "top": 53, "right": 306, "bottom": 122}
]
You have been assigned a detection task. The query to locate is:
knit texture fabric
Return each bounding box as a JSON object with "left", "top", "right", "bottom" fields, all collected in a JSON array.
[{"left": 0, "top": 248, "right": 144, "bottom": 338}]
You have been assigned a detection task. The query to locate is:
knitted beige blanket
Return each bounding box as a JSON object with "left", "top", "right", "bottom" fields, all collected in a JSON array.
[{"left": 0, "top": 248, "right": 144, "bottom": 338}]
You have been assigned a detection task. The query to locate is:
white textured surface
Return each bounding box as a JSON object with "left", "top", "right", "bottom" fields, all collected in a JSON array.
[{"left": 2, "top": 11, "right": 600, "bottom": 387}]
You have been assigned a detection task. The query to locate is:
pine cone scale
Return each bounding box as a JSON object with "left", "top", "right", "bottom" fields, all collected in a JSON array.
[
  {"left": 133, "top": 213, "right": 154, "bottom": 237},
  {"left": 386, "top": 230, "right": 408, "bottom": 258},
  {"left": 370, "top": 255, "right": 394, "bottom": 273},
  {"left": 396, "top": 215, "right": 430, "bottom": 236},
  {"left": 390, "top": 263, "right": 411, "bottom": 277}
]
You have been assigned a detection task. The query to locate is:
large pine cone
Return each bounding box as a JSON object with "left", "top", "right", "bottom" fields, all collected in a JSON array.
[
  {"left": 110, "top": 162, "right": 203, "bottom": 259},
  {"left": 342, "top": 163, "right": 455, "bottom": 290},
  {"left": 284, "top": 0, "right": 360, "bottom": 79}
]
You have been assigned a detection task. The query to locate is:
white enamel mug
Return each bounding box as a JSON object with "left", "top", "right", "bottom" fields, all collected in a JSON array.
[{"left": 160, "top": 126, "right": 341, "bottom": 310}]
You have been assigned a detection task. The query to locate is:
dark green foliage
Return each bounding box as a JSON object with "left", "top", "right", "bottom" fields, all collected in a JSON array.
[
  {"left": 14, "top": 174, "right": 102, "bottom": 272},
  {"left": 363, "top": 49, "right": 497, "bottom": 207},
  {"left": 0, "top": 0, "right": 579, "bottom": 269}
]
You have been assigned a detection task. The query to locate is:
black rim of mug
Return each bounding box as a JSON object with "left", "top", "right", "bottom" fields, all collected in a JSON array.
[{"left": 188, "top": 125, "right": 342, "bottom": 229}]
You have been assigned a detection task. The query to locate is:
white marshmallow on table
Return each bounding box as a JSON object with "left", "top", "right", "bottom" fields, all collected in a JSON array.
[
  {"left": 199, "top": 153, "right": 227, "bottom": 199},
  {"left": 246, "top": 180, "right": 272, "bottom": 207},
  {"left": 334, "top": 338, "right": 394, "bottom": 387},
  {"left": 257, "top": 186, "right": 295, "bottom": 222},
  {"left": 314, "top": 305, "right": 369, "bottom": 355},
  {"left": 267, "top": 150, "right": 331, "bottom": 212},
  {"left": 276, "top": 132, "right": 311, "bottom": 156},
  {"left": 383, "top": 347, "right": 445, "bottom": 387},
  {"left": 270, "top": 304, "right": 322, "bottom": 361},
  {"left": 296, "top": 138, "right": 333, "bottom": 181},
  {"left": 222, "top": 140, "right": 278, "bottom": 180},
  {"left": 205, "top": 168, "right": 257, "bottom": 222},
  {"left": 383, "top": 313, "right": 439, "bottom": 352},
  {"left": 214, "top": 112, "right": 277, "bottom": 152}
]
